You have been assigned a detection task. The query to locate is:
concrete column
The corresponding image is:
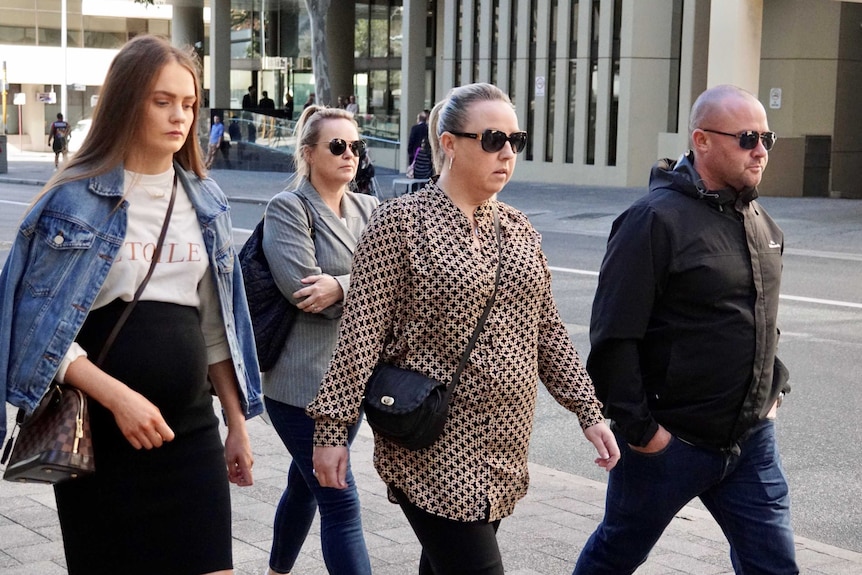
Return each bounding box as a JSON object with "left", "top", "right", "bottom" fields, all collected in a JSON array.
[
  {"left": 495, "top": 0, "right": 513, "bottom": 94},
  {"left": 208, "top": 0, "right": 231, "bottom": 109},
  {"left": 707, "top": 0, "right": 762, "bottom": 94},
  {"left": 660, "top": 0, "right": 710, "bottom": 162},
  {"left": 572, "top": 1, "right": 592, "bottom": 166},
  {"left": 400, "top": 0, "right": 427, "bottom": 171},
  {"left": 477, "top": 0, "right": 493, "bottom": 82},
  {"left": 532, "top": 0, "right": 551, "bottom": 163},
  {"left": 592, "top": 0, "right": 615, "bottom": 167},
  {"left": 512, "top": 0, "right": 530, "bottom": 134},
  {"left": 551, "top": 0, "right": 573, "bottom": 163},
  {"left": 440, "top": 0, "right": 458, "bottom": 91},
  {"left": 327, "top": 0, "right": 355, "bottom": 107},
  {"left": 461, "top": 0, "right": 475, "bottom": 85}
]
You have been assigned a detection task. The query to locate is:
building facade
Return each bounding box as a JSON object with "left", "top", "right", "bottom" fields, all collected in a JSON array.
[{"left": 2, "top": 0, "right": 861, "bottom": 197}]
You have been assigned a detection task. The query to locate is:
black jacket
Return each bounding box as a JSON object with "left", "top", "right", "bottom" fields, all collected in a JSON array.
[
  {"left": 407, "top": 121, "right": 428, "bottom": 164},
  {"left": 587, "top": 152, "right": 790, "bottom": 450}
]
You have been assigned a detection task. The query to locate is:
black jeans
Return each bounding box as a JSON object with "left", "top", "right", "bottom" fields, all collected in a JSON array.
[{"left": 391, "top": 486, "right": 503, "bottom": 575}]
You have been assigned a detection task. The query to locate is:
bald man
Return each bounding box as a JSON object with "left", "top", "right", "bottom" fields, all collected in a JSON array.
[{"left": 574, "top": 85, "right": 798, "bottom": 575}]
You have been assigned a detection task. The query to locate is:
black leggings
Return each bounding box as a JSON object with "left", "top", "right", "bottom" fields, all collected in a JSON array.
[{"left": 392, "top": 487, "right": 504, "bottom": 575}]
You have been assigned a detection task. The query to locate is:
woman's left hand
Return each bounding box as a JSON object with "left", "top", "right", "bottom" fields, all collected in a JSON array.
[
  {"left": 583, "top": 422, "right": 621, "bottom": 472},
  {"left": 294, "top": 274, "right": 344, "bottom": 313},
  {"left": 224, "top": 424, "right": 254, "bottom": 486}
]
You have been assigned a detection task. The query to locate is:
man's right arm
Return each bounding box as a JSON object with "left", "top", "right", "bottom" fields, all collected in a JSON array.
[
  {"left": 587, "top": 203, "right": 670, "bottom": 448},
  {"left": 587, "top": 340, "right": 658, "bottom": 447}
]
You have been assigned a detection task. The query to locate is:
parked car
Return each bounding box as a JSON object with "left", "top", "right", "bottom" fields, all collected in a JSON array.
[{"left": 66, "top": 118, "right": 91, "bottom": 153}]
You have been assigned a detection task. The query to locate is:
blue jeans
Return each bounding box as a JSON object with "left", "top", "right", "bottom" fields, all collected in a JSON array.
[
  {"left": 574, "top": 420, "right": 798, "bottom": 575},
  {"left": 265, "top": 397, "right": 372, "bottom": 575}
]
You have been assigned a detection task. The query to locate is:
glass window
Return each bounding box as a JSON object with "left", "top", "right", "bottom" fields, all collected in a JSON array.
[
  {"left": 607, "top": 0, "right": 622, "bottom": 166},
  {"left": 369, "top": 3, "right": 390, "bottom": 58},
  {"left": 389, "top": 4, "right": 402, "bottom": 57},
  {"left": 566, "top": 2, "right": 579, "bottom": 163},
  {"left": 545, "top": 0, "right": 558, "bottom": 162},
  {"left": 586, "top": 0, "right": 599, "bottom": 165},
  {"left": 667, "top": 0, "right": 683, "bottom": 133},
  {"left": 355, "top": 4, "right": 370, "bottom": 58}
]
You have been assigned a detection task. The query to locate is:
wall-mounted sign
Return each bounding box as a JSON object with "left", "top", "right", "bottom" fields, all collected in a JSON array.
[
  {"left": 13, "top": 92, "right": 25, "bottom": 105},
  {"left": 769, "top": 87, "right": 782, "bottom": 109},
  {"left": 535, "top": 76, "right": 546, "bottom": 98},
  {"left": 36, "top": 91, "right": 57, "bottom": 103},
  {"left": 72, "top": 83, "right": 86, "bottom": 91}
]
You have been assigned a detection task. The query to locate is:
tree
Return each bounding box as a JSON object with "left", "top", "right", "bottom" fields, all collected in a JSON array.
[{"left": 304, "top": 0, "right": 332, "bottom": 106}]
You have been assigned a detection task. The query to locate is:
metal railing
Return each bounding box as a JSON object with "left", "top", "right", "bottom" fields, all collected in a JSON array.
[{"left": 203, "top": 109, "right": 403, "bottom": 172}]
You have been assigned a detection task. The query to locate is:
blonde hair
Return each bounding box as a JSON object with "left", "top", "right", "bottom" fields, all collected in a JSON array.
[
  {"left": 428, "top": 83, "right": 514, "bottom": 174},
  {"left": 290, "top": 105, "right": 360, "bottom": 190}
]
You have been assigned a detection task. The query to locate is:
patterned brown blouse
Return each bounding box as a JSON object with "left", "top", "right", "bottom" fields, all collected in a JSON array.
[{"left": 307, "top": 183, "right": 605, "bottom": 522}]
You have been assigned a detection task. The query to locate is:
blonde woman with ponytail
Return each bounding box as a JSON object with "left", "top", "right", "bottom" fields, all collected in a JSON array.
[{"left": 309, "top": 83, "right": 618, "bottom": 574}]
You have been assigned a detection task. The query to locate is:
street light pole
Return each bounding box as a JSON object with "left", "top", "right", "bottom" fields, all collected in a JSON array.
[
  {"left": 61, "top": 0, "right": 68, "bottom": 120},
  {"left": 2, "top": 60, "right": 7, "bottom": 134}
]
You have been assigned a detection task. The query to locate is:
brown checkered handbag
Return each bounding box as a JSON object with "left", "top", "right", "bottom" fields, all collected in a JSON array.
[{"left": 2, "top": 384, "right": 94, "bottom": 483}]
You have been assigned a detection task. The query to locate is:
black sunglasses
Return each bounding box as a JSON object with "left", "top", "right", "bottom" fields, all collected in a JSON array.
[
  {"left": 701, "top": 129, "right": 776, "bottom": 151},
  {"left": 450, "top": 129, "right": 528, "bottom": 153},
  {"left": 317, "top": 138, "right": 367, "bottom": 156}
]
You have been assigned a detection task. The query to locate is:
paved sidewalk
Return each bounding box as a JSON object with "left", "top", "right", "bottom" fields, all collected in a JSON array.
[
  {"left": 4, "top": 415, "right": 862, "bottom": 575},
  {"left": 3, "top": 147, "right": 862, "bottom": 573}
]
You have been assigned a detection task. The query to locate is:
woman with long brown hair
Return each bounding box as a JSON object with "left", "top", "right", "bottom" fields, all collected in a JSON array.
[{"left": 0, "top": 34, "right": 262, "bottom": 574}]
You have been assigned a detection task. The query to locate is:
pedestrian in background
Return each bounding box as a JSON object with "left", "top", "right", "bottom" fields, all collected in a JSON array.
[
  {"left": 47, "top": 112, "right": 70, "bottom": 168},
  {"left": 205, "top": 114, "right": 224, "bottom": 169},
  {"left": 0, "top": 34, "right": 261, "bottom": 574},
  {"left": 259, "top": 91, "right": 276, "bottom": 139},
  {"left": 308, "top": 82, "right": 619, "bottom": 575},
  {"left": 574, "top": 84, "right": 797, "bottom": 574},
  {"left": 345, "top": 94, "right": 360, "bottom": 115},
  {"left": 242, "top": 85, "right": 257, "bottom": 142},
  {"left": 262, "top": 105, "right": 377, "bottom": 575},
  {"left": 406, "top": 109, "right": 429, "bottom": 167}
]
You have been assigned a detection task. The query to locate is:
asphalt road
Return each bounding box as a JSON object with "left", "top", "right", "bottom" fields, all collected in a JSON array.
[{"left": 2, "top": 179, "right": 861, "bottom": 554}]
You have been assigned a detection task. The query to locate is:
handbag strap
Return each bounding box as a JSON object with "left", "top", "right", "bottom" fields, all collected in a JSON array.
[
  {"left": 1, "top": 173, "right": 178, "bottom": 461},
  {"left": 95, "top": 172, "right": 178, "bottom": 366},
  {"left": 444, "top": 203, "right": 502, "bottom": 398}
]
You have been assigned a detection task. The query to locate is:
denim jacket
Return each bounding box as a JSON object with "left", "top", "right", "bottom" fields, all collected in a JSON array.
[{"left": 0, "top": 163, "right": 263, "bottom": 445}]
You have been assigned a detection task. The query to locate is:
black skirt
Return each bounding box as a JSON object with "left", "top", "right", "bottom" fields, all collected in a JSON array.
[{"left": 54, "top": 300, "right": 232, "bottom": 575}]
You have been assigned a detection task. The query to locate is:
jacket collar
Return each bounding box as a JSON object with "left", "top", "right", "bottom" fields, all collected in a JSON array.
[
  {"left": 650, "top": 151, "right": 759, "bottom": 211},
  {"left": 87, "top": 164, "right": 126, "bottom": 197},
  {"left": 295, "top": 179, "right": 360, "bottom": 252}
]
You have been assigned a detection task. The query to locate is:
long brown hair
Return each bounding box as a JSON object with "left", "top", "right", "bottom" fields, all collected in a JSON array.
[{"left": 39, "top": 35, "right": 205, "bottom": 196}]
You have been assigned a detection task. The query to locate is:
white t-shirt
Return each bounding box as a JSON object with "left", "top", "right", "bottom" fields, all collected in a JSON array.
[{"left": 57, "top": 168, "right": 230, "bottom": 381}]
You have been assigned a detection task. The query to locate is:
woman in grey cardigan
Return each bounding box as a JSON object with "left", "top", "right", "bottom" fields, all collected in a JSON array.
[{"left": 262, "top": 106, "right": 378, "bottom": 575}]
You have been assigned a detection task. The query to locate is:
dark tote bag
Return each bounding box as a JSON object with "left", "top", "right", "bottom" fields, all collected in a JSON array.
[{"left": 238, "top": 193, "right": 313, "bottom": 372}]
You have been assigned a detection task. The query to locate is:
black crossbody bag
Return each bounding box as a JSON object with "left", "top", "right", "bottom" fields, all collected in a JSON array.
[{"left": 363, "top": 204, "right": 501, "bottom": 450}]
